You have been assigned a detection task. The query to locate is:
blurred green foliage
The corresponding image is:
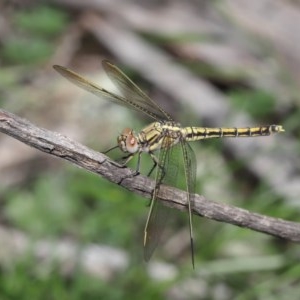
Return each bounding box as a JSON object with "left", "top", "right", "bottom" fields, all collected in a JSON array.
[
  {"left": 1, "top": 38, "right": 53, "bottom": 65},
  {"left": 13, "top": 6, "right": 68, "bottom": 37},
  {"left": 0, "top": 258, "right": 165, "bottom": 300},
  {"left": 229, "top": 89, "right": 276, "bottom": 119},
  {"left": 1, "top": 5, "right": 68, "bottom": 64}
]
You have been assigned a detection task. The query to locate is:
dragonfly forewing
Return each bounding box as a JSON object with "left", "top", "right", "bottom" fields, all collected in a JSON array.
[
  {"left": 102, "top": 60, "right": 172, "bottom": 122},
  {"left": 53, "top": 64, "right": 167, "bottom": 121}
]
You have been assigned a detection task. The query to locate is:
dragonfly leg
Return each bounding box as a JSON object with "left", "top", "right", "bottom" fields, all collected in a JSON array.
[
  {"left": 147, "top": 159, "right": 157, "bottom": 177},
  {"left": 131, "top": 151, "right": 142, "bottom": 176},
  {"left": 117, "top": 153, "right": 134, "bottom": 166},
  {"left": 103, "top": 145, "right": 119, "bottom": 154},
  {"left": 144, "top": 153, "right": 166, "bottom": 207},
  {"left": 123, "top": 155, "right": 142, "bottom": 176},
  {"left": 119, "top": 152, "right": 142, "bottom": 177},
  {"left": 107, "top": 153, "right": 133, "bottom": 169},
  {"left": 103, "top": 145, "right": 135, "bottom": 170},
  {"left": 115, "top": 152, "right": 142, "bottom": 186},
  {"left": 150, "top": 153, "right": 166, "bottom": 185},
  {"left": 147, "top": 152, "right": 160, "bottom": 177}
]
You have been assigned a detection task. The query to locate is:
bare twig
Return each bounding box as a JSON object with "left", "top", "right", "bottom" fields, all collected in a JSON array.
[{"left": 1, "top": 108, "right": 300, "bottom": 242}]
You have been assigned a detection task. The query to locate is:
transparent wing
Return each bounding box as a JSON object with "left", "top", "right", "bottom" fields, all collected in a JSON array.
[
  {"left": 102, "top": 60, "right": 173, "bottom": 121},
  {"left": 143, "top": 139, "right": 180, "bottom": 261},
  {"left": 53, "top": 62, "right": 171, "bottom": 122},
  {"left": 181, "top": 141, "right": 197, "bottom": 268}
]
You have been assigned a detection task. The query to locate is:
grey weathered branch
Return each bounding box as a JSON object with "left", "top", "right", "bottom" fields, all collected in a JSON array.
[{"left": 1, "top": 108, "right": 300, "bottom": 242}]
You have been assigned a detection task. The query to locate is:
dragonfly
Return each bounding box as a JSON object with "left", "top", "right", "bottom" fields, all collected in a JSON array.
[{"left": 53, "top": 60, "right": 284, "bottom": 268}]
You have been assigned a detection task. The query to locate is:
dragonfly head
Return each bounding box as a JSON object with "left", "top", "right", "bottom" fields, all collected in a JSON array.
[{"left": 117, "top": 128, "right": 139, "bottom": 154}]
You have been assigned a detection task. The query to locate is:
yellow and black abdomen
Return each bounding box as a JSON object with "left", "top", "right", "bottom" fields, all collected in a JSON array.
[{"left": 184, "top": 125, "right": 284, "bottom": 142}]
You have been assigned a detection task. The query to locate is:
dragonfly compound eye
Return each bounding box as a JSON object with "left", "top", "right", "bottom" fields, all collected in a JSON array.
[
  {"left": 125, "top": 134, "right": 139, "bottom": 153},
  {"left": 117, "top": 128, "right": 139, "bottom": 153}
]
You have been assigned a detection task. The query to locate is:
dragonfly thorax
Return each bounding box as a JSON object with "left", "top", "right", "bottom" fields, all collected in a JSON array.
[{"left": 138, "top": 121, "right": 184, "bottom": 152}]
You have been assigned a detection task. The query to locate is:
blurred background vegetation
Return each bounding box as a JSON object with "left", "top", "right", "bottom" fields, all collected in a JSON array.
[{"left": 0, "top": 0, "right": 299, "bottom": 299}]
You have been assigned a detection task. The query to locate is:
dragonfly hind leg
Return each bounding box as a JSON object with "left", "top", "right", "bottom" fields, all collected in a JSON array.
[
  {"left": 145, "top": 153, "right": 166, "bottom": 207},
  {"left": 147, "top": 153, "right": 160, "bottom": 177},
  {"left": 149, "top": 153, "right": 166, "bottom": 183}
]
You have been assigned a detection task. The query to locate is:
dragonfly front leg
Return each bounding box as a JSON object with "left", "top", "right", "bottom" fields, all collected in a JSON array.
[
  {"left": 114, "top": 153, "right": 142, "bottom": 186},
  {"left": 103, "top": 145, "right": 132, "bottom": 168},
  {"left": 119, "top": 152, "right": 143, "bottom": 177},
  {"left": 103, "top": 145, "right": 119, "bottom": 154},
  {"left": 131, "top": 151, "right": 142, "bottom": 176},
  {"left": 117, "top": 153, "right": 134, "bottom": 166}
]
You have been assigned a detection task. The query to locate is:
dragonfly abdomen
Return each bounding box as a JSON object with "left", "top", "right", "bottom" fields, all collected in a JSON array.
[{"left": 184, "top": 125, "right": 284, "bottom": 141}]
